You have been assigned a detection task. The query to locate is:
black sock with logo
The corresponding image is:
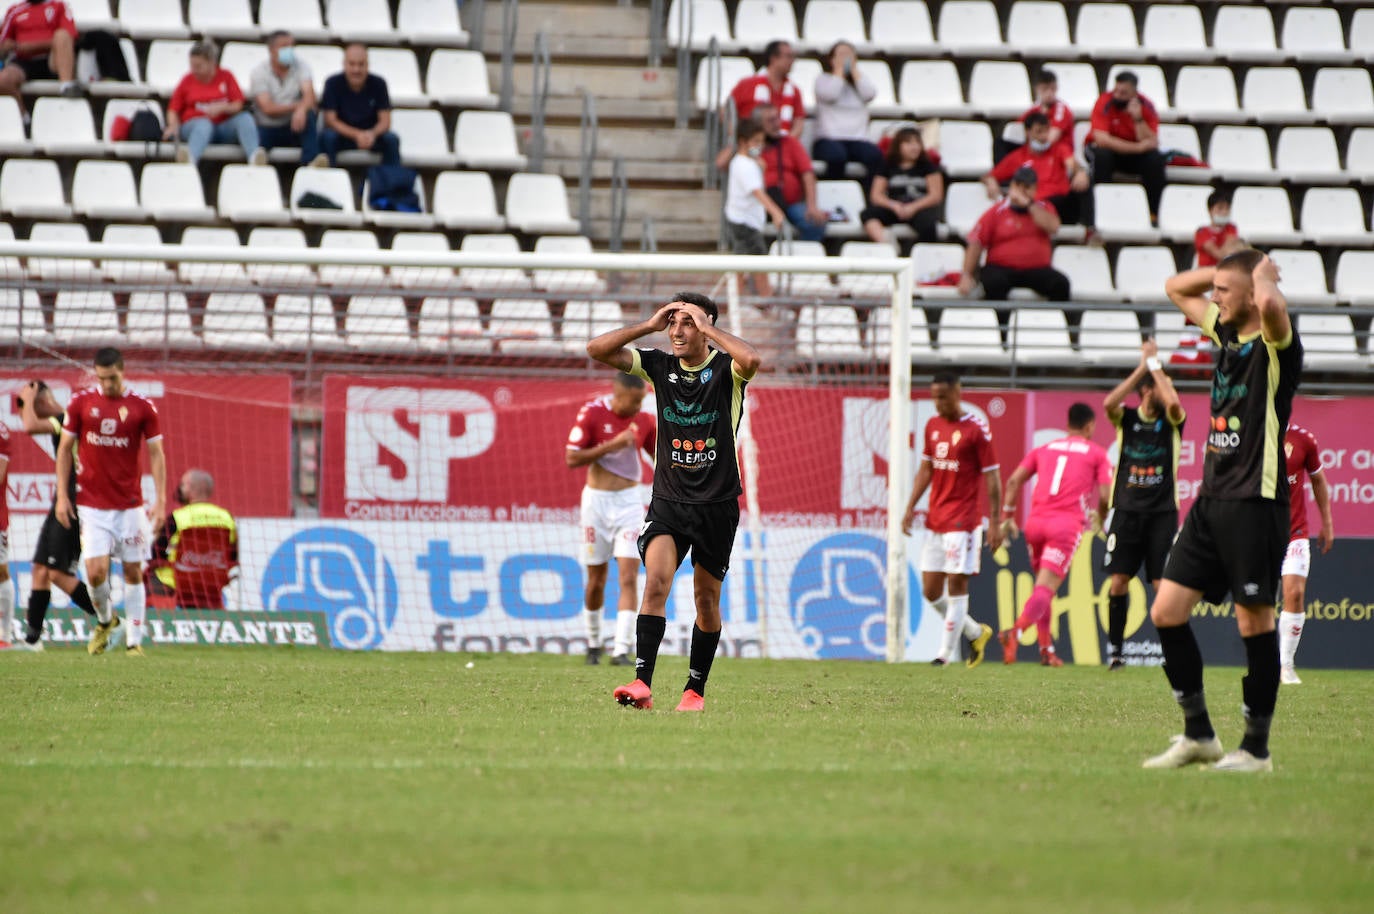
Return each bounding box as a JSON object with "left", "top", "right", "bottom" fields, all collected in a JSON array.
[
  {"left": 684, "top": 625, "right": 722, "bottom": 696},
  {"left": 1157, "top": 622, "right": 1214, "bottom": 740},
  {"left": 1107, "top": 593, "right": 1129, "bottom": 656},
  {"left": 24, "top": 590, "right": 51, "bottom": 643},
  {"left": 1239, "top": 630, "right": 1280, "bottom": 758},
  {"left": 69, "top": 582, "right": 96, "bottom": 616},
  {"left": 634, "top": 615, "right": 667, "bottom": 687}
]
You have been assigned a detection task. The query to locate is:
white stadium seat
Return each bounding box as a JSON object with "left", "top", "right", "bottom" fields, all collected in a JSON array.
[
  {"left": 1347, "top": 128, "right": 1374, "bottom": 180},
  {"left": 1275, "top": 128, "right": 1345, "bottom": 184},
  {"left": 291, "top": 45, "right": 343, "bottom": 97},
  {"left": 935, "top": 121, "right": 993, "bottom": 177},
  {"left": 695, "top": 56, "right": 753, "bottom": 110},
  {"left": 218, "top": 42, "right": 264, "bottom": 95},
  {"left": 72, "top": 160, "right": 144, "bottom": 221},
  {"left": 936, "top": 308, "right": 1007, "bottom": 364},
  {"left": 1008, "top": 309, "right": 1074, "bottom": 361},
  {"left": 459, "top": 234, "right": 531, "bottom": 291},
  {"left": 505, "top": 173, "right": 580, "bottom": 235},
  {"left": 326, "top": 0, "right": 395, "bottom": 44},
  {"left": 1212, "top": 5, "right": 1283, "bottom": 64},
  {"left": 426, "top": 50, "right": 498, "bottom": 108},
  {"left": 455, "top": 111, "right": 528, "bottom": 170},
  {"left": 796, "top": 304, "right": 865, "bottom": 360},
  {"left": 1076, "top": 4, "right": 1144, "bottom": 60},
  {"left": 368, "top": 48, "right": 425, "bottom": 108},
  {"left": 1105, "top": 64, "right": 1169, "bottom": 114},
  {"left": 967, "top": 62, "right": 1031, "bottom": 119},
  {"left": 1351, "top": 10, "right": 1374, "bottom": 63},
  {"left": 869, "top": 305, "right": 933, "bottom": 360},
  {"left": 533, "top": 235, "right": 605, "bottom": 294},
  {"left": 1241, "top": 68, "right": 1313, "bottom": 124},
  {"left": 868, "top": 1, "right": 935, "bottom": 55},
  {"left": 911, "top": 243, "right": 967, "bottom": 299},
  {"left": 1206, "top": 126, "right": 1275, "bottom": 184},
  {"left": 218, "top": 165, "right": 290, "bottom": 224},
  {"left": 67, "top": 0, "right": 118, "bottom": 32},
  {"left": 417, "top": 297, "right": 490, "bottom": 354},
  {"left": 362, "top": 173, "right": 432, "bottom": 229},
  {"left": 1173, "top": 66, "right": 1240, "bottom": 122},
  {"left": 790, "top": 57, "right": 822, "bottom": 111},
  {"left": 1006, "top": 2, "right": 1075, "bottom": 59},
  {"left": 1141, "top": 5, "right": 1210, "bottom": 61},
  {"left": 768, "top": 239, "right": 832, "bottom": 296},
  {"left": 1299, "top": 188, "right": 1370, "bottom": 247},
  {"left": 188, "top": 0, "right": 258, "bottom": 40},
  {"left": 247, "top": 227, "right": 314, "bottom": 286},
  {"left": 733, "top": 0, "right": 798, "bottom": 51},
  {"left": 273, "top": 294, "right": 341, "bottom": 349},
  {"left": 1157, "top": 184, "right": 1212, "bottom": 243},
  {"left": 1114, "top": 246, "right": 1177, "bottom": 304},
  {"left": 898, "top": 61, "right": 965, "bottom": 117},
  {"left": 489, "top": 299, "right": 560, "bottom": 356},
  {"left": 433, "top": 171, "right": 505, "bottom": 231},
  {"left": 135, "top": 169, "right": 214, "bottom": 225},
  {"left": 203, "top": 293, "right": 273, "bottom": 349},
  {"left": 665, "top": 0, "right": 735, "bottom": 53},
  {"left": 0, "top": 97, "right": 31, "bottom": 155},
  {"left": 1078, "top": 310, "right": 1142, "bottom": 365},
  {"left": 118, "top": 0, "right": 189, "bottom": 40},
  {"left": 0, "top": 159, "right": 72, "bottom": 219},
  {"left": 1229, "top": 187, "right": 1301, "bottom": 246},
  {"left": 1092, "top": 184, "right": 1161, "bottom": 244},
  {"left": 1041, "top": 62, "right": 1100, "bottom": 117},
  {"left": 345, "top": 296, "right": 413, "bottom": 351},
  {"left": 1281, "top": 7, "right": 1350, "bottom": 65},
  {"left": 289, "top": 167, "right": 363, "bottom": 225},
  {"left": 258, "top": 0, "right": 330, "bottom": 41},
  {"left": 936, "top": 1, "right": 1005, "bottom": 57},
  {"left": 1312, "top": 69, "right": 1374, "bottom": 125},
  {"left": 1051, "top": 246, "right": 1118, "bottom": 301},
  {"left": 1335, "top": 252, "right": 1374, "bottom": 307},
  {"left": 178, "top": 227, "right": 247, "bottom": 284},
  {"left": 29, "top": 223, "right": 102, "bottom": 283},
  {"left": 1298, "top": 315, "right": 1369, "bottom": 371},
  {"left": 102, "top": 98, "right": 166, "bottom": 158},
  {"left": 143, "top": 39, "right": 194, "bottom": 94},
  {"left": 396, "top": 0, "right": 468, "bottom": 46},
  {"left": 54, "top": 292, "right": 121, "bottom": 344},
  {"left": 318, "top": 230, "right": 385, "bottom": 287},
  {"left": 102, "top": 224, "right": 175, "bottom": 284},
  {"left": 128, "top": 293, "right": 198, "bottom": 347},
  {"left": 814, "top": 181, "right": 867, "bottom": 238},
  {"left": 1157, "top": 123, "right": 1203, "bottom": 160},
  {"left": 389, "top": 232, "right": 454, "bottom": 290},
  {"left": 1267, "top": 250, "right": 1337, "bottom": 307},
  {"left": 30, "top": 97, "right": 104, "bottom": 155},
  {"left": 857, "top": 60, "right": 899, "bottom": 117},
  {"left": 800, "top": 0, "right": 869, "bottom": 54},
  {"left": 835, "top": 241, "right": 898, "bottom": 298},
  {"left": 941, "top": 183, "right": 987, "bottom": 238},
  {"left": 390, "top": 108, "right": 456, "bottom": 168},
  {"left": 561, "top": 301, "right": 623, "bottom": 353}
]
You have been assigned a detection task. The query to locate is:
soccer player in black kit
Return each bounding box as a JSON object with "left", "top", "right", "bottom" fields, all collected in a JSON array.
[
  {"left": 1143, "top": 250, "right": 1301, "bottom": 772},
  {"left": 1100, "top": 339, "right": 1185, "bottom": 670},
  {"left": 586, "top": 292, "right": 761, "bottom": 712}
]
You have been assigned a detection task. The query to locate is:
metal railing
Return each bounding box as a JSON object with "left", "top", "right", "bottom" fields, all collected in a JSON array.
[
  {"left": 647, "top": 0, "right": 665, "bottom": 67},
  {"left": 607, "top": 156, "right": 629, "bottom": 253},
  {"left": 578, "top": 90, "right": 598, "bottom": 236},
  {"left": 497, "top": 0, "right": 519, "bottom": 111},
  {"left": 466, "top": 0, "right": 488, "bottom": 53},
  {"left": 527, "top": 28, "right": 551, "bottom": 172}
]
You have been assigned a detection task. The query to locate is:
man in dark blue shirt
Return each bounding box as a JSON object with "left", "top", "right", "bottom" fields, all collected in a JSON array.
[{"left": 319, "top": 42, "right": 400, "bottom": 167}]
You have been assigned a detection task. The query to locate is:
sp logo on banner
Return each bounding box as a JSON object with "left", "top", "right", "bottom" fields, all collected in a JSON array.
[
  {"left": 787, "top": 532, "right": 921, "bottom": 660},
  {"left": 262, "top": 528, "right": 398, "bottom": 649}
]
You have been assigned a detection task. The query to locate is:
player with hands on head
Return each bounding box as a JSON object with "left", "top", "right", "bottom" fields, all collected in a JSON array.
[
  {"left": 565, "top": 373, "right": 656, "bottom": 666},
  {"left": 54, "top": 348, "right": 166, "bottom": 657},
  {"left": 1100, "top": 339, "right": 1186, "bottom": 670},
  {"left": 900, "top": 372, "right": 1002, "bottom": 668},
  {"left": 587, "top": 294, "right": 760, "bottom": 712},
  {"left": 998, "top": 403, "right": 1112, "bottom": 667},
  {"left": 1143, "top": 250, "right": 1301, "bottom": 772}
]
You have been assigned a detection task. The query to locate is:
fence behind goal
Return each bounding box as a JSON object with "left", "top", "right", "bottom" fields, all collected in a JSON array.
[{"left": 0, "top": 240, "right": 1170, "bottom": 660}]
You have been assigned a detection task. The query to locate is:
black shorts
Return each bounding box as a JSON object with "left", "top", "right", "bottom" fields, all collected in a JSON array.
[
  {"left": 1103, "top": 509, "right": 1178, "bottom": 581},
  {"left": 1162, "top": 496, "right": 1287, "bottom": 606},
  {"left": 15, "top": 57, "right": 58, "bottom": 81},
  {"left": 31, "top": 507, "right": 81, "bottom": 577},
  {"left": 727, "top": 221, "right": 768, "bottom": 256},
  {"left": 637, "top": 497, "right": 740, "bottom": 581}
]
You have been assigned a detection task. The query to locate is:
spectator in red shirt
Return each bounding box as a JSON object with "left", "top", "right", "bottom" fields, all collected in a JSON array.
[
  {"left": 958, "top": 166, "right": 1069, "bottom": 302},
  {"left": 1020, "top": 69, "right": 1074, "bottom": 149},
  {"left": 1087, "top": 71, "right": 1167, "bottom": 221},
  {"left": 983, "top": 112, "right": 1093, "bottom": 230},
  {"left": 1195, "top": 189, "right": 1242, "bottom": 267},
  {"left": 0, "top": 0, "right": 81, "bottom": 113},
  {"left": 728, "top": 40, "right": 804, "bottom": 136},
  {"left": 754, "top": 103, "right": 827, "bottom": 242},
  {"left": 162, "top": 40, "right": 265, "bottom": 165}
]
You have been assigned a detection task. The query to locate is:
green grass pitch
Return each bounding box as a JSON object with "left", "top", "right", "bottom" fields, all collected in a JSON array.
[{"left": 3, "top": 648, "right": 1372, "bottom": 914}]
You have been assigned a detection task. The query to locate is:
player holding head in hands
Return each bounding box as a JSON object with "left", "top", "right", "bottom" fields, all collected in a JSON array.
[
  {"left": 999, "top": 403, "right": 1111, "bottom": 667},
  {"left": 586, "top": 293, "right": 761, "bottom": 711},
  {"left": 1100, "top": 340, "right": 1185, "bottom": 670},
  {"left": 54, "top": 349, "right": 167, "bottom": 657},
  {"left": 900, "top": 372, "right": 1002, "bottom": 667},
  {"left": 565, "top": 372, "right": 656, "bottom": 666},
  {"left": 10, "top": 381, "right": 100, "bottom": 650},
  {"left": 1278, "top": 422, "right": 1333, "bottom": 686},
  {"left": 1143, "top": 250, "right": 1300, "bottom": 772}
]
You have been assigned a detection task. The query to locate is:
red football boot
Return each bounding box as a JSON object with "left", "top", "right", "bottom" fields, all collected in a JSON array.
[
  {"left": 675, "top": 689, "right": 705, "bottom": 712},
  {"left": 999, "top": 629, "right": 1017, "bottom": 665},
  {"left": 1040, "top": 647, "right": 1064, "bottom": 667},
  {"left": 613, "top": 679, "right": 653, "bottom": 709}
]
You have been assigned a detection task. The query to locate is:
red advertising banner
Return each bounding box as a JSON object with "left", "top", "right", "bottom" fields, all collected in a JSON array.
[
  {"left": 1031, "top": 392, "right": 1374, "bottom": 536},
  {"left": 2, "top": 373, "right": 293, "bottom": 518}
]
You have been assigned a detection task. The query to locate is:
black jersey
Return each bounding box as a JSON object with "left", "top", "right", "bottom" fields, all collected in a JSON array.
[
  {"left": 47, "top": 412, "right": 78, "bottom": 503},
  {"left": 630, "top": 347, "right": 747, "bottom": 504},
  {"left": 1199, "top": 303, "right": 1302, "bottom": 501},
  {"left": 1109, "top": 405, "right": 1183, "bottom": 513}
]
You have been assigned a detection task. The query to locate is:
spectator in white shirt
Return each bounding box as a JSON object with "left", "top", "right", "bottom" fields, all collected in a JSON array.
[
  {"left": 811, "top": 41, "right": 884, "bottom": 192},
  {"left": 250, "top": 30, "right": 326, "bottom": 166},
  {"left": 724, "top": 120, "right": 787, "bottom": 296}
]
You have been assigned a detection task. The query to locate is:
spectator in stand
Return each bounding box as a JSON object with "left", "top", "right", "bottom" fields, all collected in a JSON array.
[
  {"left": 163, "top": 40, "right": 266, "bottom": 166},
  {"left": 860, "top": 126, "right": 944, "bottom": 244},
  {"left": 1087, "top": 71, "right": 1167, "bottom": 224},
  {"left": 729, "top": 39, "right": 804, "bottom": 136},
  {"left": 724, "top": 119, "right": 787, "bottom": 296},
  {"left": 1195, "top": 190, "right": 1243, "bottom": 267},
  {"left": 753, "top": 104, "right": 827, "bottom": 242},
  {"left": 811, "top": 41, "right": 884, "bottom": 191},
  {"left": 983, "top": 112, "right": 1094, "bottom": 232},
  {"left": 147, "top": 469, "right": 239, "bottom": 610},
  {"left": 250, "top": 30, "right": 326, "bottom": 167},
  {"left": 320, "top": 42, "right": 400, "bottom": 167},
  {"left": 1021, "top": 69, "right": 1074, "bottom": 149},
  {"left": 958, "top": 166, "right": 1069, "bottom": 302},
  {"left": 0, "top": 0, "right": 83, "bottom": 115}
]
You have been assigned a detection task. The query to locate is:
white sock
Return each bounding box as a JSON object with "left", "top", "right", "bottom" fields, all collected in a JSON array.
[
  {"left": 583, "top": 608, "right": 602, "bottom": 647},
  {"left": 124, "top": 583, "right": 146, "bottom": 647},
  {"left": 930, "top": 594, "right": 949, "bottom": 616},
  {"left": 939, "top": 594, "right": 968, "bottom": 661},
  {"left": 957, "top": 596, "right": 981, "bottom": 641},
  {"left": 613, "top": 607, "right": 636, "bottom": 656},
  {"left": 0, "top": 581, "right": 13, "bottom": 642},
  {"left": 92, "top": 580, "right": 112, "bottom": 623},
  {"left": 1279, "top": 610, "right": 1305, "bottom": 667}
]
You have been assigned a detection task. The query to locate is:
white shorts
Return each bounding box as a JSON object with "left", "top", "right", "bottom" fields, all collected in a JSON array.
[
  {"left": 1281, "top": 537, "right": 1310, "bottom": 579},
  {"left": 580, "top": 487, "right": 645, "bottom": 566},
  {"left": 919, "top": 528, "right": 984, "bottom": 577},
  {"left": 78, "top": 506, "right": 152, "bottom": 565}
]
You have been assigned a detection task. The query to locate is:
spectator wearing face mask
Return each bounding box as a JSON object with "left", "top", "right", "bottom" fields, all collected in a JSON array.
[
  {"left": 250, "top": 29, "right": 325, "bottom": 166},
  {"left": 1195, "top": 190, "right": 1242, "bottom": 267},
  {"left": 724, "top": 119, "right": 787, "bottom": 296},
  {"left": 1019, "top": 69, "right": 1074, "bottom": 149},
  {"left": 958, "top": 166, "right": 1070, "bottom": 302},
  {"left": 811, "top": 41, "right": 884, "bottom": 191},
  {"left": 983, "top": 112, "right": 1094, "bottom": 231},
  {"left": 1087, "top": 70, "right": 1167, "bottom": 224}
]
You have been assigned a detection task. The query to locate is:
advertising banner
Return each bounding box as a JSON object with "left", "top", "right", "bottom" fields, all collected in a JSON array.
[
  {"left": 37, "top": 607, "right": 327, "bottom": 648},
  {"left": 2, "top": 373, "right": 293, "bottom": 517}
]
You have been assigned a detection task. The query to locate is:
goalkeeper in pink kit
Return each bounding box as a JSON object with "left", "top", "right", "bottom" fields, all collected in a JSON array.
[{"left": 998, "top": 403, "right": 1111, "bottom": 665}]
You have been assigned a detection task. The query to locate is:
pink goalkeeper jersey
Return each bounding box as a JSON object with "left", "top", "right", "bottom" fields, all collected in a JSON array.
[{"left": 1020, "top": 435, "right": 1112, "bottom": 527}]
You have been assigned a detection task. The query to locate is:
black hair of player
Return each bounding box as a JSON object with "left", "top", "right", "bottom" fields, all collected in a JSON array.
[
  {"left": 1067, "top": 402, "right": 1095, "bottom": 429},
  {"left": 1136, "top": 372, "right": 1156, "bottom": 396},
  {"left": 1217, "top": 248, "right": 1263, "bottom": 276},
  {"left": 614, "top": 372, "right": 646, "bottom": 390},
  {"left": 1024, "top": 111, "right": 1050, "bottom": 131},
  {"left": 764, "top": 40, "right": 790, "bottom": 63},
  {"left": 1114, "top": 70, "right": 1138, "bottom": 87},
  {"left": 672, "top": 291, "right": 718, "bottom": 325},
  {"left": 1206, "top": 189, "right": 1231, "bottom": 209},
  {"left": 1033, "top": 68, "right": 1057, "bottom": 86},
  {"left": 94, "top": 347, "right": 124, "bottom": 369},
  {"left": 931, "top": 370, "right": 960, "bottom": 388}
]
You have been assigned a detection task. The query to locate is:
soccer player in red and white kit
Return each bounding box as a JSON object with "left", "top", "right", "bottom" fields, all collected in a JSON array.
[
  {"left": 566, "top": 372, "right": 656, "bottom": 666},
  {"left": 999, "top": 403, "right": 1111, "bottom": 666},
  {"left": 900, "top": 373, "right": 1003, "bottom": 667},
  {"left": 1279, "top": 423, "right": 1333, "bottom": 685},
  {"left": 55, "top": 349, "right": 167, "bottom": 656}
]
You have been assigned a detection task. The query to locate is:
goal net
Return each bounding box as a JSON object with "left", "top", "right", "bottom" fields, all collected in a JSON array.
[{"left": 0, "top": 237, "right": 979, "bottom": 660}]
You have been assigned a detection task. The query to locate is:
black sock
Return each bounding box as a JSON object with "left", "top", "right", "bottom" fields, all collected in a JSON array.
[
  {"left": 1107, "top": 593, "right": 1129, "bottom": 655},
  {"left": 684, "top": 625, "right": 722, "bottom": 696},
  {"left": 1157, "top": 622, "right": 1214, "bottom": 740},
  {"left": 69, "top": 582, "right": 96, "bottom": 616},
  {"left": 25, "top": 589, "right": 52, "bottom": 643},
  {"left": 1239, "top": 630, "right": 1280, "bottom": 758},
  {"left": 634, "top": 615, "right": 667, "bottom": 688}
]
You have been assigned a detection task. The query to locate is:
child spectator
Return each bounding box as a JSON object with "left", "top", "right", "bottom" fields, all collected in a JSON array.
[
  {"left": 1195, "top": 190, "right": 1241, "bottom": 267},
  {"left": 724, "top": 119, "right": 787, "bottom": 296},
  {"left": 860, "top": 127, "right": 945, "bottom": 244}
]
